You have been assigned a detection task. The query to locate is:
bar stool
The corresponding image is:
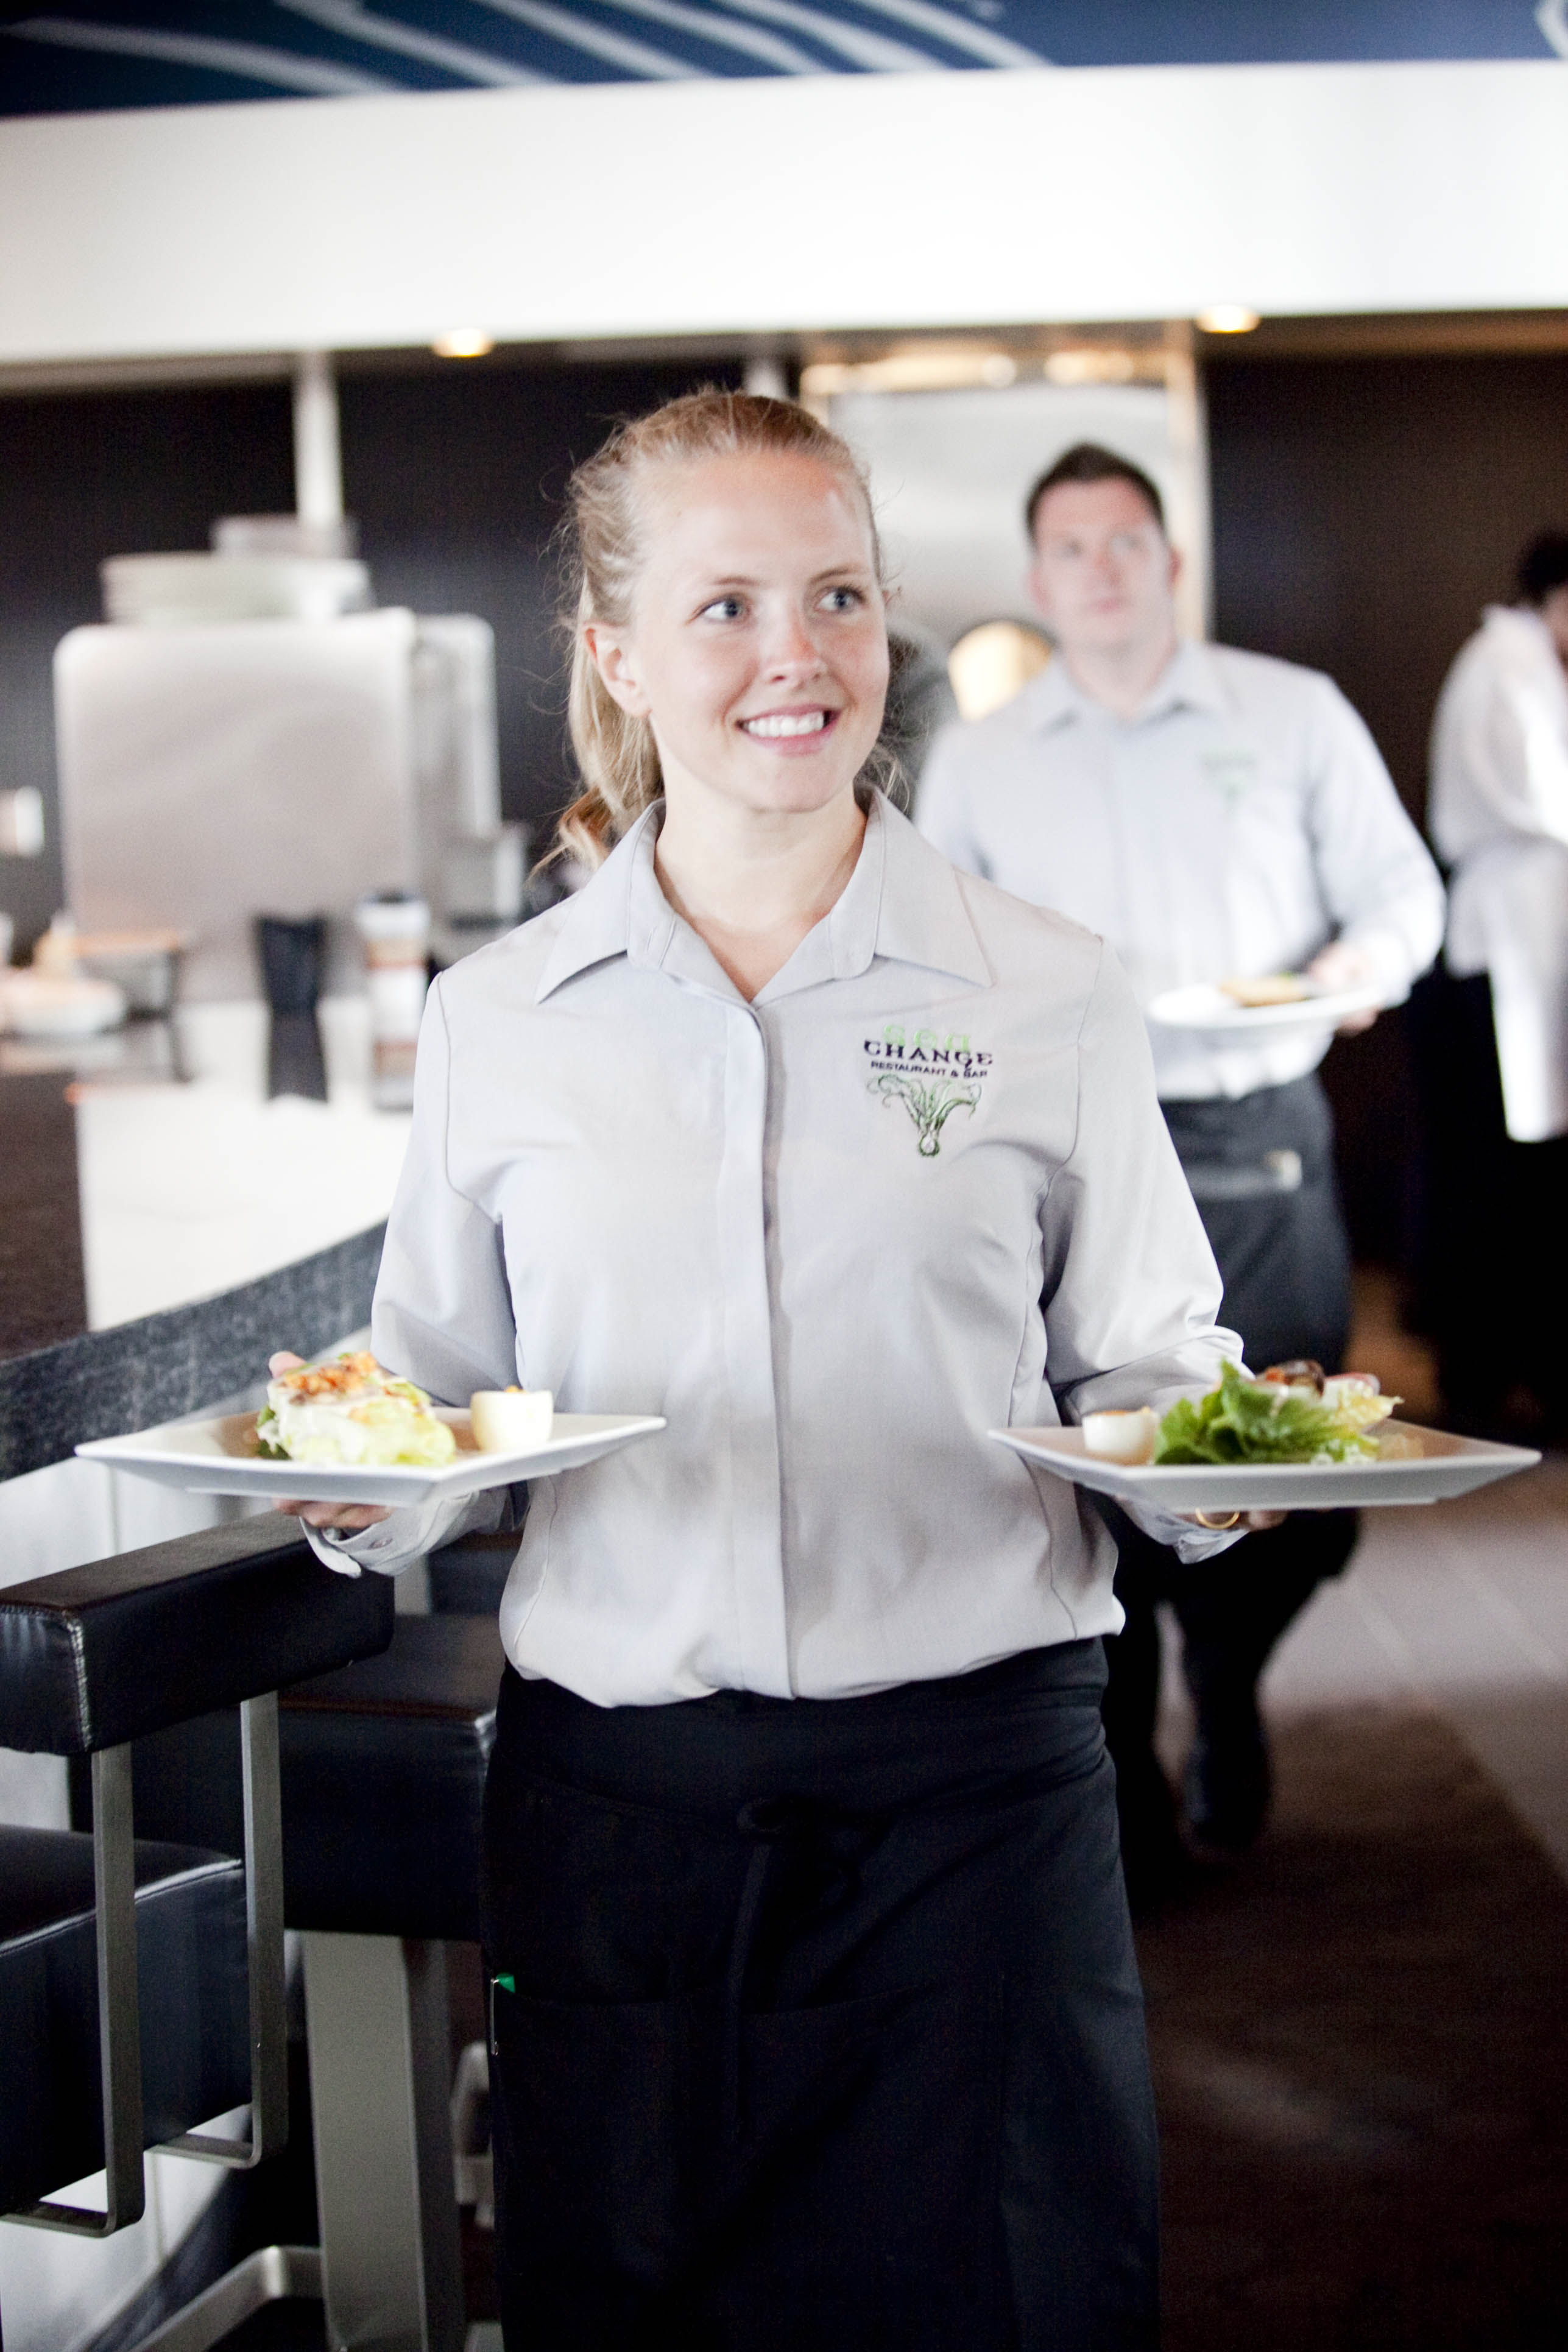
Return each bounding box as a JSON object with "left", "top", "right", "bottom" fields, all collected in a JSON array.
[
  {"left": 0, "top": 1516, "right": 393, "bottom": 2345},
  {"left": 121, "top": 1606, "right": 506, "bottom": 2352},
  {"left": 281, "top": 1611, "right": 505, "bottom": 2352}
]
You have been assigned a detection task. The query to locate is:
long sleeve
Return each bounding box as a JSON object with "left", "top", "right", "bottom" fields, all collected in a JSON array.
[
  {"left": 1042, "top": 944, "right": 1245, "bottom": 1559},
  {"left": 303, "top": 979, "right": 521, "bottom": 1580},
  {"left": 1303, "top": 679, "right": 1445, "bottom": 998},
  {"left": 373, "top": 978, "right": 520, "bottom": 1405}
]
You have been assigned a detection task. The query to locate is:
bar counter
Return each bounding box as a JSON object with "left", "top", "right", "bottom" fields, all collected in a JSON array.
[{"left": 1, "top": 998, "right": 408, "bottom": 1364}]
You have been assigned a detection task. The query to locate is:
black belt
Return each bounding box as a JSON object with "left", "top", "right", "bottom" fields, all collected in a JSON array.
[{"left": 1180, "top": 1148, "right": 1304, "bottom": 1201}]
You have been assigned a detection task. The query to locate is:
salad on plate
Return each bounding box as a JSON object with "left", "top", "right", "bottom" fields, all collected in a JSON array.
[
  {"left": 256, "top": 1351, "right": 457, "bottom": 1469},
  {"left": 1083, "top": 1360, "right": 1400, "bottom": 1471}
]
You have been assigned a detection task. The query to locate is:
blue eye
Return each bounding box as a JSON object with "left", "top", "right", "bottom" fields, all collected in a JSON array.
[
  {"left": 699, "top": 595, "right": 745, "bottom": 622},
  {"left": 821, "top": 585, "right": 864, "bottom": 613}
]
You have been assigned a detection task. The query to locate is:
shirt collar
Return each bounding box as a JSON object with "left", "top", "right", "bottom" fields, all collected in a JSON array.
[
  {"left": 534, "top": 793, "right": 989, "bottom": 1006},
  {"left": 1021, "top": 638, "right": 1227, "bottom": 732}
]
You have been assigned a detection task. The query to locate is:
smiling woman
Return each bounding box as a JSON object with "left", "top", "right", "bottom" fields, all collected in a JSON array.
[{"left": 283, "top": 386, "right": 1250, "bottom": 2349}]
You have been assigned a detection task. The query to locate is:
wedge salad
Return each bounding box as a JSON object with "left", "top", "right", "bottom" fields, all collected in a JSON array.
[{"left": 256, "top": 1351, "right": 457, "bottom": 1469}]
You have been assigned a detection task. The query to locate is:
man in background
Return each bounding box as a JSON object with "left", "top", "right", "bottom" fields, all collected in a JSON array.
[
  {"left": 919, "top": 443, "right": 1444, "bottom": 1904},
  {"left": 1421, "top": 531, "right": 1568, "bottom": 1436}
]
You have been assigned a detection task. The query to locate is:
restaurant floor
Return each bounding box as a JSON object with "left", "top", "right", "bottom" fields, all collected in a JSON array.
[{"left": 1141, "top": 1450, "right": 1568, "bottom": 2351}]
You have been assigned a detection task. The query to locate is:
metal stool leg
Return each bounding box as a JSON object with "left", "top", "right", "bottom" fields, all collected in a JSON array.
[{"left": 303, "top": 1932, "right": 464, "bottom": 2352}]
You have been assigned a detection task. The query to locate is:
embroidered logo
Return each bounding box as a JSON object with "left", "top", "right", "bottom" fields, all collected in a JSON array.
[
  {"left": 863, "top": 1025, "right": 992, "bottom": 1159},
  {"left": 1201, "top": 747, "right": 1259, "bottom": 803}
]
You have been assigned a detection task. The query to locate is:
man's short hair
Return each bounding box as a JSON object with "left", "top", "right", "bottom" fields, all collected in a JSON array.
[
  {"left": 1025, "top": 443, "right": 1165, "bottom": 543},
  {"left": 1517, "top": 531, "right": 1568, "bottom": 606}
]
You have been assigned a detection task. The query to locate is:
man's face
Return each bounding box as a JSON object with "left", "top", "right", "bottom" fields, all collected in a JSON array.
[{"left": 1027, "top": 477, "right": 1178, "bottom": 662}]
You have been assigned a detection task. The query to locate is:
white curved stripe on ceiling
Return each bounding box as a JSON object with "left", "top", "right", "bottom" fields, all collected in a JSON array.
[
  {"left": 470, "top": 0, "right": 698, "bottom": 82},
  {"left": 848, "top": 1, "right": 1048, "bottom": 70},
  {"left": 715, "top": 1, "right": 935, "bottom": 74},
  {"left": 593, "top": 0, "right": 821, "bottom": 75},
  {"left": 4, "top": 14, "right": 397, "bottom": 96},
  {"left": 275, "top": 0, "right": 546, "bottom": 87}
]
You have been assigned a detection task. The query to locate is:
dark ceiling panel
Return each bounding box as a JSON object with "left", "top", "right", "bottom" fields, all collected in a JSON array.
[{"left": 0, "top": 2, "right": 1557, "bottom": 119}]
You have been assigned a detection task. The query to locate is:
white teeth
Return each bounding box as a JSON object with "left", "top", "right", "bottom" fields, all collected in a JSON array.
[{"left": 744, "top": 710, "right": 830, "bottom": 738}]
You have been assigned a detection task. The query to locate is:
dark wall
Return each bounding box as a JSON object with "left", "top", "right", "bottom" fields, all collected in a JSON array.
[
  {"left": 0, "top": 357, "right": 736, "bottom": 953},
  {"left": 7, "top": 343, "right": 1563, "bottom": 1271},
  {"left": 0, "top": 384, "right": 294, "bottom": 949},
  {"left": 1207, "top": 350, "right": 1568, "bottom": 1263},
  {"left": 339, "top": 356, "right": 741, "bottom": 842},
  {"left": 1207, "top": 351, "right": 1568, "bottom": 824}
]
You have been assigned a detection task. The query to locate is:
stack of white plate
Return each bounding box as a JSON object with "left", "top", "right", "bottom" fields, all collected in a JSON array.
[{"left": 101, "top": 553, "right": 372, "bottom": 627}]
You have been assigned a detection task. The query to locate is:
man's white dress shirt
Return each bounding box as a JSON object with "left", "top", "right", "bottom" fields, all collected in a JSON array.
[
  {"left": 1430, "top": 605, "right": 1568, "bottom": 1142},
  {"left": 312, "top": 795, "right": 1240, "bottom": 1707},
  {"left": 918, "top": 642, "right": 1444, "bottom": 1102}
]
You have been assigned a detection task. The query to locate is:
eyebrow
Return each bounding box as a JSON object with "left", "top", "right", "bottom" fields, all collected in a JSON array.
[{"left": 694, "top": 565, "right": 875, "bottom": 590}]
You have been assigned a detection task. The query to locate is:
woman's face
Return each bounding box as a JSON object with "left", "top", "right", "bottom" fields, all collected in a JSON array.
[{"left": 588, "top": 449, "right": 888, "bottom": 823}]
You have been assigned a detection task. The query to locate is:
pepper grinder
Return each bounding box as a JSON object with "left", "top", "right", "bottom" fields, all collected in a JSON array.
[{"left": 255, "top": 914, "right": 328, "bottom": 1102}]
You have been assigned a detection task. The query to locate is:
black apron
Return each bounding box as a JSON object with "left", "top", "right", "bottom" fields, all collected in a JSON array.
[
  {"left": 1160, "top": 1071, "right": 1351, "bottom": 1372},
  {"left": 482, "top": 1642, "right": 1158, "bottom": 2351}
]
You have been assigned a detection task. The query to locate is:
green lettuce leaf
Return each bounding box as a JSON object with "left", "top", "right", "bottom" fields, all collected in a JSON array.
[{"left": 1154, "top": 1361, "right": 1377, "bottom": 1466}]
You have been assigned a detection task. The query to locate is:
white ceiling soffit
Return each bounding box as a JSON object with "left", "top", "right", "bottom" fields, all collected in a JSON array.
[{"left": 0, "top": 60, "right": 1564, "bottom": 366}]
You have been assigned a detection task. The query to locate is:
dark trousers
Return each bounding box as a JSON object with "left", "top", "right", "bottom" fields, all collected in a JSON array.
[
  {"left": 482, "top": 1645, "right": 1158, "bottom": 2351},
  {"left": 1101, "top": 1075, "right": 1360, "bottom": 1865}
]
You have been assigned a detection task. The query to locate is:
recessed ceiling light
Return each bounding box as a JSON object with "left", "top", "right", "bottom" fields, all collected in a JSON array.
[
  {"left": 433, "top": 330, "right": 495, "bottom": 359},
  {"left": 1196, "top": 305, "right": 1260, "bottom": 335}
]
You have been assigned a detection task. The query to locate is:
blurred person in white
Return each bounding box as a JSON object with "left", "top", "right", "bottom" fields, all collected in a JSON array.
[
  {"left": 919, "top": 443, "right": 1445, "bottom": 1903},
  {"left": 275, "top": 392, "right": 1255, "bottom": 2349},
  {"left": 1424, "top": 531, "right": 1568, "bottom": 1434}
]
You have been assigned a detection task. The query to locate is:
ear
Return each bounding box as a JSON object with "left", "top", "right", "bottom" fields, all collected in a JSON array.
[
  {"left": 1025, "top": 554, "right": 1054, "bottom": 627},
  {"left": 582, "top": 619, "right": 652, "bottom": 719},
  {"left": 1167, "top": 541, "right": 1183, "bottom": 593}
]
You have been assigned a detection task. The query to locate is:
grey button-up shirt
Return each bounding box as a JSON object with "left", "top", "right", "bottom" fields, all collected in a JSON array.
[
  {"left": 919, "top": 642, "right": 1444, "bottom": 1101},
  {"left": 317, "top": 795, "right": 1240, "bottom": 1707}
]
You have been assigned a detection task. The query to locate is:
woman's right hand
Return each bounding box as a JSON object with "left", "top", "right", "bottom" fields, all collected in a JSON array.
[{"left": 266, "top": 1351, "right": 394, "bottom": 1535}]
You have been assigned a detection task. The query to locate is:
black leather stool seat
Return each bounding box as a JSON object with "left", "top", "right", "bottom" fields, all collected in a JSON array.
[
  {"left": 0, "top": 1826, "right": 249, "bottom": 2214},
  {"left": 279, "top": 1614, "right": 506, "bottom": 1943}
]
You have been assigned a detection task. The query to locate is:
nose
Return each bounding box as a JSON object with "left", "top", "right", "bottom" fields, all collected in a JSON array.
[{"left": 759, "top": 603, "right": 825, "bottom": 680}]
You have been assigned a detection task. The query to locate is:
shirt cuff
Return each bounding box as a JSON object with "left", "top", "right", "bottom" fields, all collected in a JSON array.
[
  {"left": 300, "top": 1485, "right": 516, "bottom": 1580},
  {"left": 302, "top": 1502, "right": 447, "bottom": 1578}
]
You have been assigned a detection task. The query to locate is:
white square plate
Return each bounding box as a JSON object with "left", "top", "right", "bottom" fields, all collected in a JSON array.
[
  {"left": 990, "top": 1421, "right": 1539, "bottom": 1512},
  {"left": 77, "top": 1407, "right": 666, "bottom": 1506}
]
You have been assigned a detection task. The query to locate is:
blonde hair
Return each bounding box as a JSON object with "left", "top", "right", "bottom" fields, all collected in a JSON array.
[{"left": 556, "top": 387, "right": 892, "bottom": 869}]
